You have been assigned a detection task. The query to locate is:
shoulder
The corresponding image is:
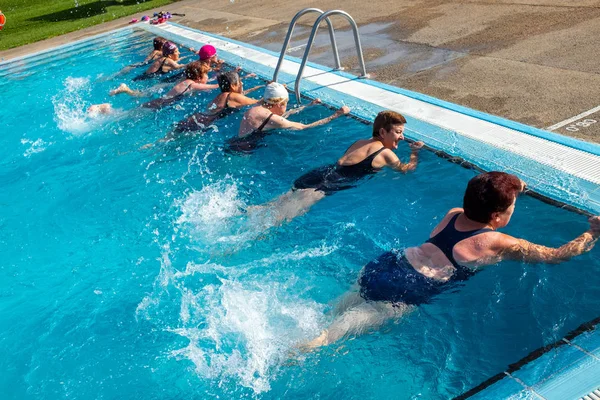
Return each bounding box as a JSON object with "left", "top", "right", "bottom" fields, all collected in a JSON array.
[{"left": 447, "top": 207, "right": 463, "bottom": 215}]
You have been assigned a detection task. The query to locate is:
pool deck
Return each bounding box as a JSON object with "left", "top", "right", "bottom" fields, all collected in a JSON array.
[{"left": 1, "top": 0, "right": 600, "bottom": 143}]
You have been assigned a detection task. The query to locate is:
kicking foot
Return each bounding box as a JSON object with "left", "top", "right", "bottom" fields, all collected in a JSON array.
[
  {"left": 110, "top": 83, "right": 130, "bottom": 96},
  {"left": 87, "top": 103, "right": 113, "bottom": 115}
]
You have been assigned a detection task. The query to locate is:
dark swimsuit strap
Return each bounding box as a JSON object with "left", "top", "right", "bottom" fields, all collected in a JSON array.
[
  {"left": 426, "top": 213, "right": 493, "bottom": 274},
  {"left": 180, "top": 82, "right": 193, "bottom": 95},
  {"left": 339, "top": 146, "right": 386, "bottom": 169},
  {"left": 256, "top": 113, "right": 274, "bottom": 132},
  {"left": 158, "top": 57, "right": 169, "bottom": 73},
  {"left": 224, "top": 92, "right": 232, "bottom": 108}
]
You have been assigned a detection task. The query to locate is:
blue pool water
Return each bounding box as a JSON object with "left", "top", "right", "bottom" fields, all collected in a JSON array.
[{"left": 2, "top": 28, "right": 600, "bottom": 399}]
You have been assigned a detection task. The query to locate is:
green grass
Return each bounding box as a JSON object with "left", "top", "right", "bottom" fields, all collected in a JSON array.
[{"left": 0, "top": 0, "right": 178, "bottom": 51}]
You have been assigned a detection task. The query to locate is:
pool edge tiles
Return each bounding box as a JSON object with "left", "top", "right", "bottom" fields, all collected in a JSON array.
[
  {"left": 139, "top": 22, "right": 600, "bottom": 215},
  {"left": 0, "top": 25, "right": 136, "bottom": 67},
  {"left": 455, "top": 317, "right": 600, "bottom": 400}
]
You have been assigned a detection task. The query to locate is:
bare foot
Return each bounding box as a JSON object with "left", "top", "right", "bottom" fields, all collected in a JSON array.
[
  {"left": 109, "top": 83, "right": 130, "bottom": 96},
  {"left": 299, "top": 330, "right": 329, "bottom": 351},
  {"left": 87, "top": 103, "right": 113, "bottom": 115}
]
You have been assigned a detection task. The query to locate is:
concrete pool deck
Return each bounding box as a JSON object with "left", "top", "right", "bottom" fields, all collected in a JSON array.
[{"left": 1, "top": 0, "right": 600, "bottom": 143}]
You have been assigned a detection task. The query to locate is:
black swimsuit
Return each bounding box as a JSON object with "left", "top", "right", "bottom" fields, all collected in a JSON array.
[
  {"left": 226, "top": 113, "right": 274, "bottom": 154},
  {"left": 174, "top": 93, "right": 238, "bottom": 133},
  {"left": 292, "top": 147, "right": 385, "bottom": 195},
  {"left": 160, "top": 69, "right": 185, "bottom": 83},
  {"left": 359, "top": 213, "right": 492, "bottom": 305},
  {"left": 133, "top": 57, "right": 169, "bottom": 81},
  {"left": 142, "top": 82, "right": 194, "bottom": 110}
]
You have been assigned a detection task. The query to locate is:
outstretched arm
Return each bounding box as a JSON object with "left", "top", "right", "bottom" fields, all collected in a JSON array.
[
  {"left": 498, "top": 216, "right": 600, "bottom": 264},
  {"left": 243, "top": 84, "right": 264, "bottom": 96},
  {"left": 276, "top": 105, "right": 350, "bottom": 130},
  {"left": 190, "top": 82, "right": 219, "bottom": 91},
  {"left": 230, "top": 93, "right": 262, "bottom": 107},
  {"left": 282, "top": 98, "right": 322, "bottom": 118},
  {"left": 165, "top": 58, "right": 186, "bottom": 70}
]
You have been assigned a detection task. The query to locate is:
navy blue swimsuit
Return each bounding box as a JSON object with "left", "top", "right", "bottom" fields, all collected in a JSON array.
[
  {"left": 293, "top": 147, "right": 385, "bottom": 195},
  {"left": 359, "top": 213, "right": 492, "bottom": 305}
]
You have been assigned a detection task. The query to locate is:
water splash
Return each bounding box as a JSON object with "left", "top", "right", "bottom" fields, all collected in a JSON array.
[
  {"left": 52, "top": 76, "right": 117, "bottom": 135},
  {"left": 21, "top": 138, "right": 51, "bottom": 157},
  {"left": 137, "top": 247, "right": 328, "bottom": 394}
]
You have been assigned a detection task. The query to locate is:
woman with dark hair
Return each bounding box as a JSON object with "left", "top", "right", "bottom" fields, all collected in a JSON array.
[
  {"left": 140, "top": 61, "right": 218, "bottom": 109},
  {"left": 133, "top": 41, "right": 186, "bottom": 81},
  {"left": 173, "top": 71, "right": 263, "bottom": 134},
  {"left": 89, "top": 62, "right": 218, "bottom": 115},
  {"left": 117, "top": 37, "right": 167, "bottom": 75},
  {"left": 305, "top": 171, "right": 600, "bottom": 348}
]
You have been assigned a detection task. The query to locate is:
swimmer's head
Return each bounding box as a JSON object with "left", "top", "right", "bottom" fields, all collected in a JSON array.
[
  {"left": 153, "top": 36, "right": 167, "bottom": 51},
  {"left": 185, "top": 61, "right": 210, "bottom": 83},
  {"left": 198, "top": 44, "right": 217, "bottom": 62},
  {"left": 217, "top": 71, "right": 241, "bottom": 93},
  {"left": 463, "top": 172, "right": 523, "bottom": 227},
  {"left": 263, "top": 82, "right": 289, "bottom": 106},
  {"left": 373, "top": 110, "right": 407, "bottom": 150},
  {"left": 162, "top": 41, "right": 179, "bottom": 58}
]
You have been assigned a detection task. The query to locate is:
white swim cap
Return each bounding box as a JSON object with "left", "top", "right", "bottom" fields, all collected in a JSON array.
[{"left": 263, "top": 82, "right": 289, "bottom": 104}]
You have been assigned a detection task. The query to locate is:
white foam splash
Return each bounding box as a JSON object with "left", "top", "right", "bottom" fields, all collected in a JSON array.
[
  {"left": 52, "top": 76, "right": 119, "bottom": 135},
  {"left": 176, "top": 181, "right": 244, "bottom": 226},
  {"left": 168, "top": 279, "right": 323, "bottom": 393},
  {"left": 137, "top": 248, "right": 326, "bottom": 394},
  {"left": 21, "top": 138, "right": 50, "bottom": 157},
  {"left": 52, "top": 77, "right": 91, "bottom": 135},
  {"left": 174, "top": 181, "right": 259, "bottom": 246}
]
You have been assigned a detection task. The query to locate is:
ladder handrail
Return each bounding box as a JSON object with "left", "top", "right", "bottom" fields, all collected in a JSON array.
[
  {"left": 294, "top": 10, "right": 367, "bottom": 104},
  {"left": 272, "top": 8, "right": 341, "bottom": 82}
]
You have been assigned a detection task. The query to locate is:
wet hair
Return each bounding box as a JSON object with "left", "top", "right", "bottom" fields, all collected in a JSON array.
[
  {"left": 463, "top": 172, "right": 522, "bottom": 223},
  {"left": 217, "top": 71, "right": 241, "bottom": 93},
  {"left": 185, "top": 61, "right": 210, "bottom": 81},
  {"left": 161, "top": 41, "right": 178, "bottom": 57},
  {"left": 373, "top": 110, "right": 407, "bottom": 137},
  {"left": 153, "top": 36, "right": 167, "bottom": 51}
]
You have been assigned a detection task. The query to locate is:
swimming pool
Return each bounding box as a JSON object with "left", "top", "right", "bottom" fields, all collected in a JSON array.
[{"left": 1, "top": 26, "right": 599, "bottom": 399}]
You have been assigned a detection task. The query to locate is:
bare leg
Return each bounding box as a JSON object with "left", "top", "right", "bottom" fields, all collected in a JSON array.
[
  {"left": 248, "top": 188, "right": 326, "bottom": 224},
  {"left": 304, "top": 295, "right": 412, "bottom": 349},
  {"left": 110, "top": 83, "right": 143, "bottom": 97}
]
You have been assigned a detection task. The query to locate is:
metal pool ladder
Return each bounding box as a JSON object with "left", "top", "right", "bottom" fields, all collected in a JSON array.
[{"left": 272, "top": 9, "right": 368, "bottom": 104}]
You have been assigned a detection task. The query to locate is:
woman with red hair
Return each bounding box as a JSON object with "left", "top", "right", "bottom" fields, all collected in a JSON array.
[{"left": 305, "top": 171, "right": 600, "bottom": 348}]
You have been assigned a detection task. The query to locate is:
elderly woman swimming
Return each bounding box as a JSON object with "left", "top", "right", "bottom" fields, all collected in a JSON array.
[
  {"left": 305, "top": 171, "right": 600, "bottom": 348},
  {"left": 226, "top": 82, "right": 350, "bottom": 153},
  {"left": 251, "top": 110, "right": 424, "bottom": 223}
]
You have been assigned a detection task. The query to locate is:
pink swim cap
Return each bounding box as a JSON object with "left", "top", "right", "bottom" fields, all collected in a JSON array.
[{"left": 198, "top": 44, "right": 217, "bottom": 61}]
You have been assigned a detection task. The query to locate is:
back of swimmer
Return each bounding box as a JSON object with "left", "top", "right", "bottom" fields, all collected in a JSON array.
[
  {"left": 227, "top": 82, "right": 349, "bottom": 153},
  {"left": 248, "top": 110, "right": 423, "bottom": 224},
  {"left": 142, "top": 61, "right": 218, "bottom": 109},
  {"left": 134, "top": 41, "right": 184, "bottom": 81},
  {"left": 304, "top": 172, "right": 600, "bottom": 348},
  {"left": 173, "top": 71, "right": 263, "bottom": 134}
]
